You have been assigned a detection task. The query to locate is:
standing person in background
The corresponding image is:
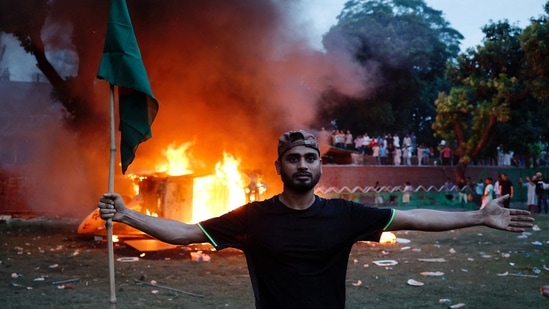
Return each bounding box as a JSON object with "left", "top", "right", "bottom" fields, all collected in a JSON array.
[
  {"left": 394, "top": 146, "right": 402, "bottom": 166},
  {"left": 498, "top": 173, "right": 514, "bottom": 209},
  {"left": 402, "top": 134, "right": 411, "bottom": 153},
  {"left": 409, "top": 132, "right": 417, "bottom": 156},
  {"left": 481, "top": 177, "right": 494, "bottom": 209},
  {"left": 344, "top": 130, "right": 354, "bottom": 150},
  {"left": 379, "top": 141, "right": 387, "bottom": 165},
  {"left": 440, "top": 145, "right": 452, "bottom": 166},
  {"left": 416, "top": 144, "right": 424, "bottom": 166},
  {"left": 401, "top": 145, "right": 409, "bottom": 166},
  {"left": 534, "top": 172, "right": 549, "bottom": 214},
  {"left": 520, "top": 176, "right": 537, "bottom": 212},
  {"left": 334, "top": 130, "right": 345, "bottom": 148},
  {"left": 457, "top": 177, "right": 468, "bottom": 203},
  {"left": 386, "top": 142, "right": 395, "bottom": 165},
  {"left": 363, "top": 134, "right": 372, "bottom": 155},
  {"left": 444, "top": 177, "right": 455, "bottom": 201},
  {"left": 393, "top": 133, "right": 400, "bottom": 148},
  {"left": 493, "top": 175, "right": 502, "bottom": 199},
  {"left": 372, "top": 142, "right": 380, "bottom": 165},
  {"left": 354, "top": 134, "right": 364, "bottom": 154},
  {"left": 374, "top": 181, "right": 384, "bottom": 205},
  {"left": 402, "top": 181, "right": 412, "bottom": 204}
]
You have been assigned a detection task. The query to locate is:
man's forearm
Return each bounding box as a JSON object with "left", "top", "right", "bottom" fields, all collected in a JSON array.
[
  {"left": 389, "top": 209, "right": 484, "bottom": 231},
  {"left": 119, "top": 209, "right": 205, "bottom": 245}
]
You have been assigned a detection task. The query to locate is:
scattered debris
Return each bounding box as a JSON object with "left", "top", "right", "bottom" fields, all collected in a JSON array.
[
  {"left": 448, "top": 303, "right": 465, "bottom": 308},
  {"left": 52, "top": 278, "right": 80, "bottom": 285},
  {"left": 532, "top": 225, "right": 541, "bottom": 231},
  {"left": 352, "top": 280, "right": 362, "bottom": 286},
  {"left": 417, "top": 258, "right": 447, "bottom": 262},
  {"left": 190, "top": 251, "right": 211, "bottom": 262},
  {"left": 11, "top": 283, "right": 32, "bottom": 290},
  {"left": 116, "top": 257, "right": 139, "bottom": 262},
  {"left": 372, "top": 260, "right": 398, "bottom": 266},
  {"left": 420, "top": 271, "right": 444, "bottom": 277},
  {"left": 439, "top": 298, "right": 451, "bottom": 304},
  {"left": 406, "top": 279, "right": 424, "bottom": 286},
  {"left": 498, "top": 272, "right": 539, "bottom": 278},
  {"left": 134, "top": 279, "right": 205, "bottom": 298}
]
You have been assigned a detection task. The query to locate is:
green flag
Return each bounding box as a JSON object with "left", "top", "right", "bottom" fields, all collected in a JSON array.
[{"left": 97, "top": 0, "right": 158, "bottom": 174}]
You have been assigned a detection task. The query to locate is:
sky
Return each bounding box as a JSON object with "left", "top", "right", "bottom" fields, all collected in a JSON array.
[
  {"left": 302, "top": 0, "right": 548, "bottom": 51},
  {"left": 3, "top": 0, "right": 547, "bottom": 81}
]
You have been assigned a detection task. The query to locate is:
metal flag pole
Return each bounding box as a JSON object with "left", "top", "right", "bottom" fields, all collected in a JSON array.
[{"left": 107, "top": 83, "right": 117, "bottom": 308}]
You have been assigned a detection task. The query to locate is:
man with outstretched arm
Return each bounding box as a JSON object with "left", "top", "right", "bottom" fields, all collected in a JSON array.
[{"left": 98, "top": 130, "right": 534, "bottom": 309}]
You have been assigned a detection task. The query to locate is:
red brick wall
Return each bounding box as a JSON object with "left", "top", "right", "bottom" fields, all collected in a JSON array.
[{"left": 318, "top": 165, "right": 516, "bottom": 188}]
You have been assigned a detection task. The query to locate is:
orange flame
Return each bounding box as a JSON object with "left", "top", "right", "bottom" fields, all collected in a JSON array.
[
  {"left": 155, "top": 142, "right": 194, "bottom": 176},
  {"left": 379, "top": 232, "right": 397, "bottom": 244},
  {"left": 192, "top": 152, "right": 246, "bottom": 222},
  {"left": 128, "top": 143, "right": 261, "bottom": 223}
]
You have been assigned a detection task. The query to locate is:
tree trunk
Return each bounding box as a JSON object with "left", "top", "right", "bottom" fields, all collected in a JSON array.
[{"left": 453, "top": 160, "right": 468, "bottom": 183}]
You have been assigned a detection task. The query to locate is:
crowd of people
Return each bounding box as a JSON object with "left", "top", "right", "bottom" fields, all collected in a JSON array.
[
  {"left": 322, "top": 129, "right": 522, "bottom": 167},
  {"left": 439, "top": 171, "right": 549, "bottom": 216},
  {"left": 322, "top": 129, "right": 454, "bottom": 166}
]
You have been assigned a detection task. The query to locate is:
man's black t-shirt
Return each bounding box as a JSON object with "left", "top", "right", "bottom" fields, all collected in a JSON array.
[{"left": 198, "top": 195, "right": 394, "bottom": 309}]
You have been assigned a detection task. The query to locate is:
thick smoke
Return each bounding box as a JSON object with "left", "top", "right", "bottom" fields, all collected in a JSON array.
[{"left": 2, "top": 0, "right": 372, "bottom": 217}]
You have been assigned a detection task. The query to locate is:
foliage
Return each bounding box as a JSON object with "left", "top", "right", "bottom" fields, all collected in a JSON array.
[
  {"left": 433, "top": 19, "right": 536, "bottom": 177},
  {"left": 319, "top": 0, "right": 462, "bottom": 143}
]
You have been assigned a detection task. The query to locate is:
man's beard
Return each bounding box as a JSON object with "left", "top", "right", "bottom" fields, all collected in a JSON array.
[{"left": 280, "top": 171, "right": 321, "bottom": 192}]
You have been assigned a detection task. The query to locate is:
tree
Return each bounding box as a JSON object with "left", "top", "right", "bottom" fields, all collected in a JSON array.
[
  {"left": 319, "top": 0, "right": 461, "bottom": 142},
  {"left": 434, "top": 20, "right": 532, "bottom": 180},
  {"left": 0, "top": 0, "right": 109, "bottom": 130}
]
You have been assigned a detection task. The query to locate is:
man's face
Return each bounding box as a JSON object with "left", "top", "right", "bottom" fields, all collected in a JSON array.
[{"left": 275, "top": 146, "right": 322, "bottom": 192}]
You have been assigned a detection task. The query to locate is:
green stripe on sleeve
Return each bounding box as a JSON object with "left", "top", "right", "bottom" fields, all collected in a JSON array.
[
  {"left": 382, "top": 209, "right": 396, "bottom": 231},
  {"left": 197, "top": 223, "right": 218, "bottom": 247}
]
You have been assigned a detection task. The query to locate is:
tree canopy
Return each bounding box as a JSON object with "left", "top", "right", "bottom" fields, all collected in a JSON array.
[
  {"left": 433, "top": 2, "right": 549, "bottom": 177},
  {"left": 319, "top": 0, "right": 462, "bottom": 143}
]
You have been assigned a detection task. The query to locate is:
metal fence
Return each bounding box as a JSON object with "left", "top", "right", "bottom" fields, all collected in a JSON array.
[{"left": 315, "top": 185, "right": 479, "bottom": 210}]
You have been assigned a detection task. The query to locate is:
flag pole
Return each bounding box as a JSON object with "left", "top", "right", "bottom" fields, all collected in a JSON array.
[{"left": 107, "top": 83, "right": 117, "bottom": 308}]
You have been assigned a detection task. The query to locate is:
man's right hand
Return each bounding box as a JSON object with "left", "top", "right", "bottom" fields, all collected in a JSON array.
[{"left": 98, "top": 192, "right": 126, "bottom": 222}]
